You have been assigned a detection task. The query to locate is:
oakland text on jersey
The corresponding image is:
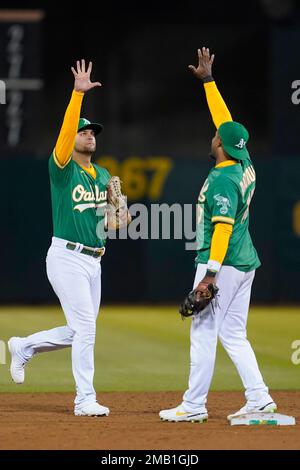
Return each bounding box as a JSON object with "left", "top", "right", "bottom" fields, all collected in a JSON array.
[
  {"left": 72, "top": 184, "right": 107, "bottom": 204},
  {"left": 72, "top": 184, "right": 108, "bottom": 212}
]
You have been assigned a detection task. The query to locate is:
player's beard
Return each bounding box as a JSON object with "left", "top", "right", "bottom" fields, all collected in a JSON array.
[
  {"left": 75, "top": 142, "right": 96, "bottom": 155},
  {"left": 209, "top": 152, "right": 216, "bottom": 161}
]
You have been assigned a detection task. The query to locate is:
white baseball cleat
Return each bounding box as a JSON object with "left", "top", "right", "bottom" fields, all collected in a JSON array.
[
  {"left": 74, "top": 402, "right": 110, "bottom": 417},
  {"left": 159, "top": 405, "right": 208, "bottom": 423},
  {"left": 8, "top": 337, "right": 27, "bottom": 384},
  {"left": 227, "top": 401, "right": 277, "bottom": 420}
]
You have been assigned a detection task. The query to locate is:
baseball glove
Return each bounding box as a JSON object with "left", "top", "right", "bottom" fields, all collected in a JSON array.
[
  {"left": 106, "top": 176, "right": 131, "bottom": 230},
  {"left": 179, "top": 284, "right": 219, "bottom": 318}
]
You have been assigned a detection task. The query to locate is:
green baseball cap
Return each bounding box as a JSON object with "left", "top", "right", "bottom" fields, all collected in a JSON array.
[
  {"left": 77, "top": 117, "right": 103, "bottom": 135},
  {"left": 218, "top": 121, "right": 250, "bottom": 161}
]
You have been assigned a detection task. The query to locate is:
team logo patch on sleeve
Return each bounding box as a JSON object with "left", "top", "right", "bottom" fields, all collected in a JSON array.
[{"left": 213, "top": 194, "right": 231, "bottom": 215}]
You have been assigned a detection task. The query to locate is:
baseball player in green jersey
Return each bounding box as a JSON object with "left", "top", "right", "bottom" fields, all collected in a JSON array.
[
  {"left": 160, "top": 48, "right": 277, "bottom": 423},
  {"left": 8, "top": 60, "right": 130, "bottom": 417}
]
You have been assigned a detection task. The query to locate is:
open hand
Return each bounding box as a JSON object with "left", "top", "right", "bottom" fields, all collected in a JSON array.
[
  {"left": 71, "top": 59, "right": 101, "bottom": 93},
  {"left": 188, "top": 47, "right": 215, "bottom": 80}
]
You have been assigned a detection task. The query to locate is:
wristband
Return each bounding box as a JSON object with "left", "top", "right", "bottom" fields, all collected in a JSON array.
[
  {"left": 202, "top": 75, "right": 214, "bottom": 83},
  {"left": 206, "top": 269, "right": 217, "bottom": 278},
  {"left": 207, "top": 259, "right": 221, "bottom": 272}
]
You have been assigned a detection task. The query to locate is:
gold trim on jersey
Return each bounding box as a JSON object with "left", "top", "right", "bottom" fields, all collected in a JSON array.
[
  {"left": 215, "top": 160, "right": 237, "bottom": 169},
  {"left": 80, "top": 163, "right": 96, "bottom": 179},
  {"left": 53, "top": 148, "right": 72, "bottom": 169},
  {"left": 212, "top": 216, "right": 235, "bottom": 225}
]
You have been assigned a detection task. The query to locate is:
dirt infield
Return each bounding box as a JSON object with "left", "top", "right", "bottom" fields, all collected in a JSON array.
[{"left": 0, "top": 391, "right": 299, "bottom": 450}]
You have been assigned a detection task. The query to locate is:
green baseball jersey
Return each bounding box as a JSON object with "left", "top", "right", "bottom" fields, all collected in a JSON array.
[
  {"left": 49, "top": 153, "right": 111, "bottom": 248},
  {"left": 195, "top": 159, "right": 261, "bottom": 272}
]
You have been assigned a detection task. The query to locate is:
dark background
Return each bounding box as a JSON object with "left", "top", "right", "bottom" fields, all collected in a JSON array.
[{"left": 0, "top": 0, "right": 300, "bottom": 304}]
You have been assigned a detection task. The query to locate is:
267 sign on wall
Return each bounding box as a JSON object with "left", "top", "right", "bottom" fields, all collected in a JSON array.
[{"left": 97, "top": 156, "right": 173, "bottom": 201}]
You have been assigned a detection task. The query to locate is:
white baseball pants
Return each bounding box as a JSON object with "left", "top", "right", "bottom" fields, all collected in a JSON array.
[
  {"left": 19, "top": 237, "right": 102, "bottom": 407},
  {"left": 182, "top": 264, "right": 270, "bottom": 412}
]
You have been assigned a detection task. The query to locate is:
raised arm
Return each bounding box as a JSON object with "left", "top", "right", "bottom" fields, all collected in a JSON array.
[
  {"left": 54, "top": 60, "right": 101, "bottom": 168},
  {"left": 188, "top": 47, "right": 232, "bottom": 128}
]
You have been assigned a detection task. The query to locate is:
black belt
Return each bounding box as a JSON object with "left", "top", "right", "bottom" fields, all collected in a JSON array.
[{"left": 66, "top": 242, "right": 105, "bottom": 258}]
